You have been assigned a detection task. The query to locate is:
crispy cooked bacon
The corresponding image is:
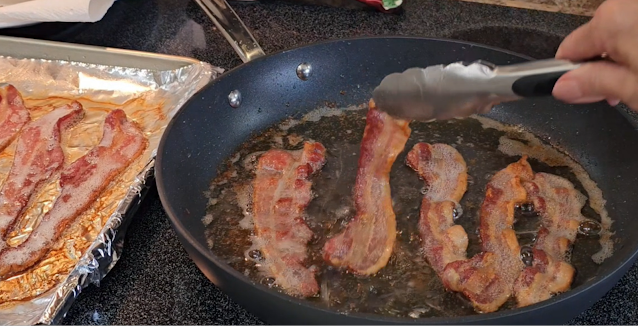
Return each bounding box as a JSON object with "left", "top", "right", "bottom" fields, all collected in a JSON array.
[
  {"left": 405, "top": 143, "right": 468, "bottom": 275},
  {"left": 513, "top": 173, "right": 586, "bottom": 307},
  {"left": 0, "top": 109, "right": 147, "bottom": 278},
  {"left": 0, "top": 84, "right": 30, "bottom": 152},
  {"left": 322, "top": 100, "right": 411, "bottom": 275},
  {"left": 442, "top": 157, "right": 533, "bottom": 312},
  {"left": 252, "top": 141, "right": 326, "bottom": 297},
  {"left": 0, "top": 102, "right": 85, "bottom": 238}
]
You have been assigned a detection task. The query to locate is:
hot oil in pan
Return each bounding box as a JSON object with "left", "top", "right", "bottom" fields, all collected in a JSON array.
[{"left": 202, "top": 106, "right": 610, "bottom": 319}]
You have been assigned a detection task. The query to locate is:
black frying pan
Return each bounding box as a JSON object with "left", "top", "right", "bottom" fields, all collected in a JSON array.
[{"left": 155, "top": 2, "right": 638, "bottom": 325}]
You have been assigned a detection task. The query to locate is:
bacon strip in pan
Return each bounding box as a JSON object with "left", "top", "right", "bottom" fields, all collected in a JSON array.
[
  {"left": 252, "top": 141, "right": 326, "bottom": 297},
  {"left": 514, "top": 173, "right": 586, "bottom": 307},
  {"left": 0, "top": 84, "right": 31, "bottom": 153},
  {"left": 0, "top": 102, "right": 85, "bottom": 238},
  {"left": 0, "top": 109, "right": 147, "bottom": 278},
  {"left": 405, "top": 143, "right": 468, "bottom": 275},
  {"left": 322, "top": 100, "right": 411, "bottom": 275},
  {"left": 442, "top": 157, "right": 533, "bottom": 312}
]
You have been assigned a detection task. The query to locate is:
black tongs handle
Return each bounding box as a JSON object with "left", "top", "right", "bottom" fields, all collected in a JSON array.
[{"left": 508, "top": 56, "right": 608, "bottom": 97}]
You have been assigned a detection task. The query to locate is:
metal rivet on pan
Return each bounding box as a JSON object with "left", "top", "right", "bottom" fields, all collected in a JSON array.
[
  {"left": 296, "top": 63, "right": 312, "bottom": 81},
  {"left": 228, "top": 90, "right": 242, "bottom": 108}
]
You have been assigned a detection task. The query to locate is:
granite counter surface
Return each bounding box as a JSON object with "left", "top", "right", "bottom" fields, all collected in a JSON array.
[{"left": 3, "top": 0, "right": 636, "bottom": 323}]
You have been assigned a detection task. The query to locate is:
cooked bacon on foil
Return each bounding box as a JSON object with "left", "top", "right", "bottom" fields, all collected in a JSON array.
[
  {"left": 0, "top": 102, "right": 85, "bottom": 238},
  {"left": 405, "top": 143, "right": 469, "bottom": 275},
  {"left": 0, "top": 84, "right": 30, "bottom": 153},
  {"left": 514, "top": 173, "right": 586, "bottom": 307},
  {"left": 252, "top": 141, "right": 327, "bottom": 297},
  {"left": 0, "top": 109, "right": 147, "bottom": 278},
  {"left": 322, "top": 100, "right": 411, "bottom": 275}
]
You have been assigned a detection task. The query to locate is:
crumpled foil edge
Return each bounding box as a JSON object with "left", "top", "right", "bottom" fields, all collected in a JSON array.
[{"left": 45, "top": 159, "right": 155, "bottom": 325}]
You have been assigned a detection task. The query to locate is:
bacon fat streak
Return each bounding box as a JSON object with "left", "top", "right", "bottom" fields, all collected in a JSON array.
[
  {"left": 252, "top": 141, "right": 326, "bottom": 297},
  {"left": 322, "top": 100, "right": 411, "bottom": 275},
  {"left": 420, "top": 155, "right": 586, "bottom": 312},
  {"left": 442, "top": 157, "right": 533, "bottom": 312},
  {"left": 0, "top": 109, "right": 147, "bottom": 278},
  {"left": 0, "top": 102, "right": 85, "bottom": 238},
  {"left": 0, "top": 84, "right": 30, "bottom": 153},
  {"left": 514, "top": 173, "right": 585, "bottom": 307},
  {"left": 405, "top": 143, "right": 468, "bottom": 275}
]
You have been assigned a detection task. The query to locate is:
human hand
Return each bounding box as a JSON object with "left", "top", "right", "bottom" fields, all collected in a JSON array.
[{"left": 552, "top": 0, "right": 638, "bottom": 110}]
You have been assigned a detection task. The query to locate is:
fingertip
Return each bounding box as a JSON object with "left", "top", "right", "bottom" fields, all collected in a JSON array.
[
  {"left": 552, "top": 75, "right": 582, "bottom": 101},
  {"left": 554, "top": 62, "right": 638, "bottom": 109},
  {"left": 607, "top": 98, "right": 621, "bottom": 106},
  {"left": 554, "top": 37, "right": 571, "bottom": 59},
  {"left": 553, "top": 71, "right": 605, "bottom": 104},
  {"left": 555, "top": 44, "right": 567, "bottom": 59}
]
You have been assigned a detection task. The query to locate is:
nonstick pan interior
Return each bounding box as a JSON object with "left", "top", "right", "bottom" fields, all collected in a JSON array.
[{"left": 156, "top": 37, "right": 638, "bottom": 324}]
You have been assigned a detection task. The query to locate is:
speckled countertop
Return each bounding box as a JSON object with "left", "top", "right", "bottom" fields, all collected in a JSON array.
[{"left": 2, "top": 0, "right": 637, "bottom": 324}]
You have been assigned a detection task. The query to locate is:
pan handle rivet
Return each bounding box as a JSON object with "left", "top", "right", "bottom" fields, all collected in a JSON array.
[
  {"left": 228, "top": 90, "right": 242, "bottom": 108},
  {"left": 296, "top": 63, "right": 312, "bottom": 81}
]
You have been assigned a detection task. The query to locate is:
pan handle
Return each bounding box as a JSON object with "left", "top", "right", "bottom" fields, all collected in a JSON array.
[{"left": 194, "top": 0, "right": 266, "bottom": 62}]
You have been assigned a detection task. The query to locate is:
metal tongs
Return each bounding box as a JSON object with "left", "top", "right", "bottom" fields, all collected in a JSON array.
[{"left": 372, "top": 58, "right": 593, "bottom": 121}]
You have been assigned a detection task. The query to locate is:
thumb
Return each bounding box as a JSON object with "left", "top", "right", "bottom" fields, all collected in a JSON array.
[{"left": 552, "top": 61, "right": 638, "bottom": 110}]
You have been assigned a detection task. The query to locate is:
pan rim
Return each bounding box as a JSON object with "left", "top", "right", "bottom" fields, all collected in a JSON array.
[{"left": 156, "top": 35, "right": 638, "bottom": 324}]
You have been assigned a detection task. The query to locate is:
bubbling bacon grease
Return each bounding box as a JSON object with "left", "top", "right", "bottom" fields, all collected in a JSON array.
[
  {"left": 442, "top": 157, "right": 533, "bottom": 313},
  {"left": 0, "top": 102, "right": 85, "bottom": 238},
  {"left": 252, "top": 141, "right": 326, "bottom": 297},
  {"left": 514, "top": 173, "right": 586, "bottom": 307},
  {"left": 0, "top": 109, "right": 147, "bottom": 278},
  {"left": 405, "top": 143, "right": 468, "bottom": 275},
  {"left": 322, "top": 100, "right": 411, "bottom": 275},
  {"left": 0, "top": 84, "right": 31, "bottom": 152}
]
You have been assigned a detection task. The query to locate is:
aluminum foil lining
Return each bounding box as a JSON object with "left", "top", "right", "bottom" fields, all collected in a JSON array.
[{"left": 0, "top": 54, "right": 223, "bottom": 325}]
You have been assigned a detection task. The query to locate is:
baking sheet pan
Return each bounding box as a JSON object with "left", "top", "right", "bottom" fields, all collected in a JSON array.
[{"left": 0, "top": 35, "right": 223, "bottom": 325}]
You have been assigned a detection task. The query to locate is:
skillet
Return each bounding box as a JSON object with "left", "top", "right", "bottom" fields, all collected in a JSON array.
[{"left": 155, "top": 1, "right": 638, "bottom": 324}]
